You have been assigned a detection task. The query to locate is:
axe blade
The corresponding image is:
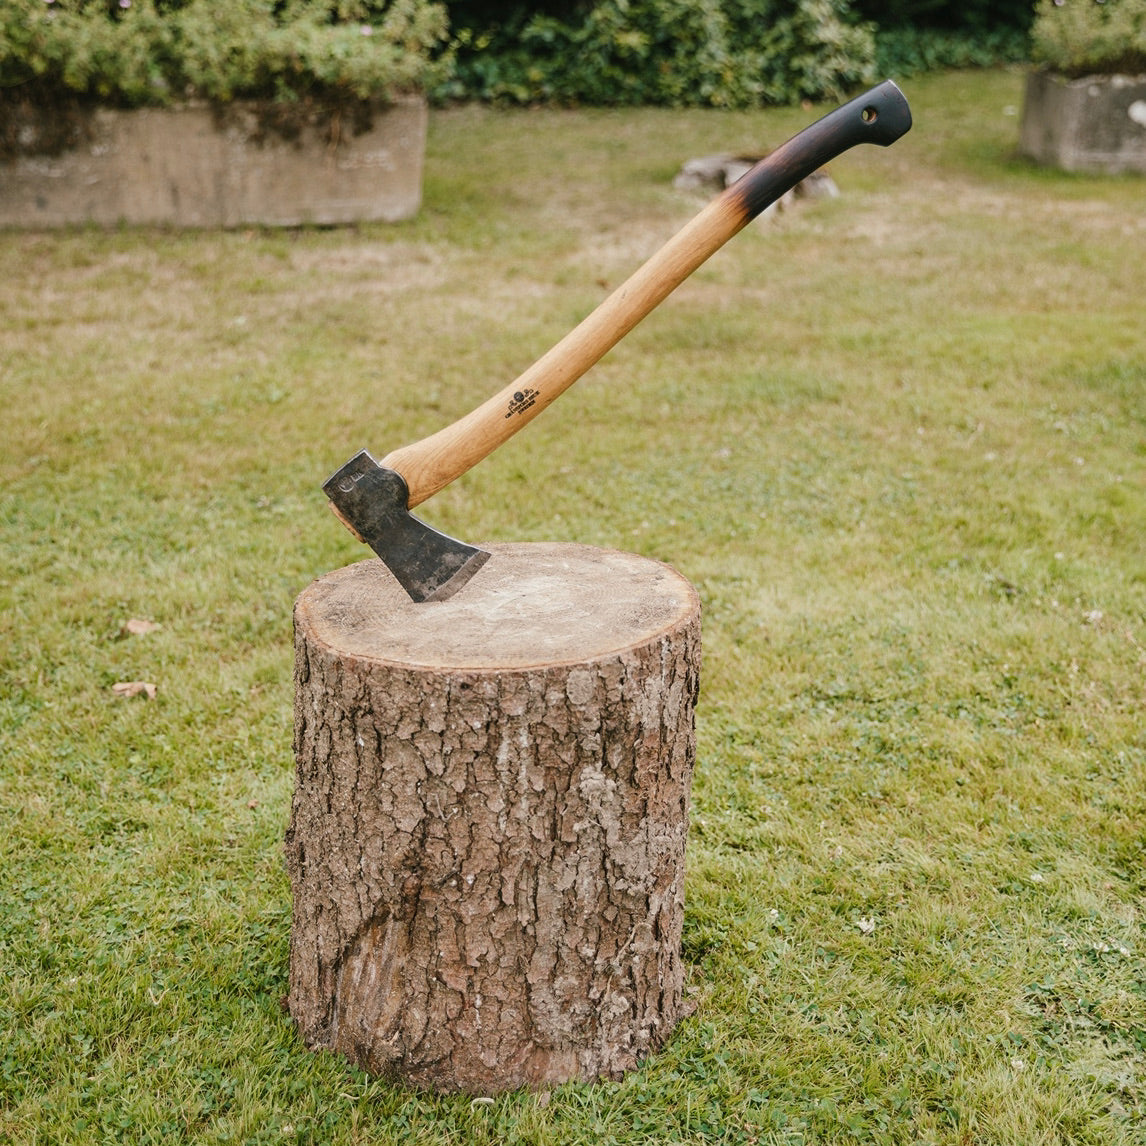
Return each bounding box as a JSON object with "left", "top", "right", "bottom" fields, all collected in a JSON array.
[{"left": 323, "top": 450, "right": 490, "bottom": 603}]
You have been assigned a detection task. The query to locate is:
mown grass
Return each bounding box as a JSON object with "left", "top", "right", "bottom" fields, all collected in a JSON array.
[{"left": 2, "top": 67, "right": 1144, "bottom": 1144}]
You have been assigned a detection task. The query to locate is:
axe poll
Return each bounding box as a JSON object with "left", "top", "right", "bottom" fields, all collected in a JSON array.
[{"left": 325, "top": 80, "right": 912, "bottom": 602}]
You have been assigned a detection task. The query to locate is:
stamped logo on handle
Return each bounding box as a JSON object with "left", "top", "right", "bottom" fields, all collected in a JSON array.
[{"left": 506, "top": 388, "right": 539, "bottom": 418}]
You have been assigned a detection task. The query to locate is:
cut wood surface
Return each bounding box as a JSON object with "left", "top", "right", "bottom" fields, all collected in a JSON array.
[{"left": 287, "top": 543, "right": 702, "bottom": 1092}]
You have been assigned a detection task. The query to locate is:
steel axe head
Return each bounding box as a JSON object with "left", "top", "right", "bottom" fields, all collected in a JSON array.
[{"left": 323, "top": 451, "right": 490, "bottom": 603}]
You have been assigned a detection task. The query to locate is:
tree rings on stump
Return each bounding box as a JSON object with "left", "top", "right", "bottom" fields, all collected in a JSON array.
[{"left": 286, "top": 542, "right": 701, "bottom": 1093}]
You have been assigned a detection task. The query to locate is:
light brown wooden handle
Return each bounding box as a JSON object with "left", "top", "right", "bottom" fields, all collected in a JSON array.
[
  {"left": 383, "top": 193, "right": 744, "bottom": 507},
  {"left": 381, "top": 80, "right": 911, "bottom": 508}
]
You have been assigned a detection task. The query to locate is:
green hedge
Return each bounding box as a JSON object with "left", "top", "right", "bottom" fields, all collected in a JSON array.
[
  {"left": 856, "top": 0, "right": 1033, "bottom": 78},
  {"left": 0, "top": 0, "right": 1043, "bottom": 113},
  {"left": 440, "top": 0, "right": 878, "bottom": 108},
  {"left": 851, "top": 0, "right": 1032, "bottom": 37},
  {"left": 874, "top": 25, "right": 1029, "bottom": 79},
  {"left": 0, "top": 0, "right": 450, "bottom": 107},
  {"left": 1030, "top": 0, "right": 1146, "bottom": 76}
]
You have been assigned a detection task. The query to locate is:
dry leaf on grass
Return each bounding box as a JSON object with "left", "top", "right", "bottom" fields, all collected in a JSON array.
[
  {"left": 122, "top": 618, "right": 160, "bottom": 636},
  {"left": 112, "top": 681, "right": 157, "bottom": 700}
]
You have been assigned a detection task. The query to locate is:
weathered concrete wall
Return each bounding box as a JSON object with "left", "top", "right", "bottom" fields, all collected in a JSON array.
[
  {"left": 1020, "top": 70, "right": 1146, "bottom": 175},
  {"left": 0, "top": 96, "right": 427, "bottom": 228}
]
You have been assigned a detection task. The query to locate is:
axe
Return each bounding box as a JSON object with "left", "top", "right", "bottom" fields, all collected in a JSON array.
[{"left": 324, "top": 80, "right": 912, "bottom": 602}]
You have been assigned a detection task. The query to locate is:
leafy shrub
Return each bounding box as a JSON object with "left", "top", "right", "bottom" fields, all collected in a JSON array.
[
  {"left": 852, "top": 0, "right": 1032, "bottom": 37},
  {"left": 875, "top": 24, "right": 1030, "bottom": 79},
  {"left": 1030, "top": 0, "right": 1146, "bottom": 76},
  {"left": 441, "top": 0, "right": 877, "bottom": 108},
  {"left": 0, "top": 0, "right": 451, "bottom": 107}
]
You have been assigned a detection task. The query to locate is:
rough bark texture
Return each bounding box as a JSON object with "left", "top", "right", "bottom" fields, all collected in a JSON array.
[{"left": 286, "top": 543, "right": 701, "bottom": 1093}]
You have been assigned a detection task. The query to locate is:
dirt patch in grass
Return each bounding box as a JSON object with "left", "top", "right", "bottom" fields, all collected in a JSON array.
[{"left": 289, "top": 242, "right": 449, "bottom": 295}]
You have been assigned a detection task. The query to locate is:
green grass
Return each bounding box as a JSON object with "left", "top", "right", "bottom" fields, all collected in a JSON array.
[{"left": 2, "top": 66, "right": 1144, "bottom": 1144}]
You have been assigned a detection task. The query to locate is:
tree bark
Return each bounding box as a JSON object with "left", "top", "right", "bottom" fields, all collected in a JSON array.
[{"left": 286, "top": 542, "right": 701, "bottom": 1093}]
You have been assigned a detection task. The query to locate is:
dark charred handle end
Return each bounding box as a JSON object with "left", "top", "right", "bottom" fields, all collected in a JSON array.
[
  {"left": 852, "top": 79, "right": 913, "bottom": 147},
  {"left": 732, "top": 79, "right": 912, "bottom": 222}
]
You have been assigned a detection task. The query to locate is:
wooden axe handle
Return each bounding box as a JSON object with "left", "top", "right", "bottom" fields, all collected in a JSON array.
[{"left": 382, "top": 80, "right": 911, "bottom": 508}]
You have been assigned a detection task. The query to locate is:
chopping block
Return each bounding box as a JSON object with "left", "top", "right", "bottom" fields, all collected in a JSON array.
[{"left": 286, "top": 542, "right": 701, "bottom": 1093}]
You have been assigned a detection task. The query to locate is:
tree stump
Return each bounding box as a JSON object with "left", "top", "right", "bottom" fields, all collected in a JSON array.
[{"left": 286, "top": 542, "right": 701, "bottom": 1093}]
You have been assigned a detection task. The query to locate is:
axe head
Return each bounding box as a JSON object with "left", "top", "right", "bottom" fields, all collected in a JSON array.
[{"left": 323, "top": 451, "right": 490, "bottom": 603}]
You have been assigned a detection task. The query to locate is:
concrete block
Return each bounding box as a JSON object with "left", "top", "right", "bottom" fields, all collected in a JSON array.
[
  {"left": 1020, "top": 69, "right": 1146, "bottom": 175},
  {"left": 0, "top": 96, "right": 427, "bottom": 228}
]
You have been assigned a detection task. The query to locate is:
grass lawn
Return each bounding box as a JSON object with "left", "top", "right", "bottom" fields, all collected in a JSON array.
[{"left": 1, "top": 66, "right": 1144, "bottom": 1144}]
